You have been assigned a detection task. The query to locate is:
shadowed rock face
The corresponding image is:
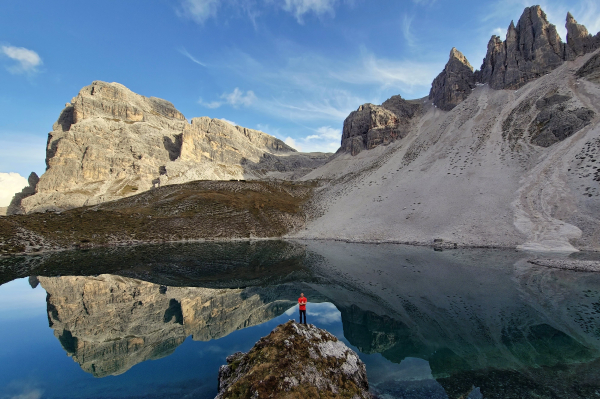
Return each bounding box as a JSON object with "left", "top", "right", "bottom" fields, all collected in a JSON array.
[
  {"left": 340, "top": 96, "right": 422, "bottom": 155},
  {"left": 577, "top": 51, "right": 600, "bottom": 83},
  {"left": 20, "top": 81, "right": 329, "bottom": 213},
  {"left": 565, "top": 12, "right": 600, "bottom": 60},
  {"left": 429, "top": 48, "right": 476, "bottom": 111}
]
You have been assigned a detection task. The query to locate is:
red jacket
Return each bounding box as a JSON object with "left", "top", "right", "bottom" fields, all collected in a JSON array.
[{"left": 298, "top": 297, "right": 307, "bottom": 310}]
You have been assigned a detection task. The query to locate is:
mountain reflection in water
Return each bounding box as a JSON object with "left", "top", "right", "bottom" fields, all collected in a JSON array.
[{"left": 2, "top": 240, "right": 600, "bottom": 398}]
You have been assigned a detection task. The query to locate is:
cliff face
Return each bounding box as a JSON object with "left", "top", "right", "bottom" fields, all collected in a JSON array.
[
  {"left": 477, "top": 7, "right": 600, "bottom": 90},
  {"left": 39, "top": 274, "right": 297, "bottom": 377},
  {"left": 18, "top": 81, "right": 329, "bottom": 213},
  {"left": 340, "top": 96, "right": 422, "bottom": 155},
  {"left": 429, "top": 48, "right": 476, "bottom": 111}
]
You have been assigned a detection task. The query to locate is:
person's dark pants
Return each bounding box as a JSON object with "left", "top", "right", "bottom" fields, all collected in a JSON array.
[{"left": 299, "top": 309, "right": 306, "bottom": 324}]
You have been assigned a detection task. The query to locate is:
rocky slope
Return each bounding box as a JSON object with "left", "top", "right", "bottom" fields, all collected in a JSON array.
[
  {"left": 16, "top": 81, "right": 329, "bottom": 213},
  {"left": 215, "top": 321, "right": 371, "bottom": 399},
  {"left": 300, "top": 7, "right": 600, "bottom": 252}
]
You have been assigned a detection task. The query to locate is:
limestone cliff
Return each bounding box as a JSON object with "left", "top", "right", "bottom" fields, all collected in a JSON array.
[
  {"left": 18, "top": 81, "right": 329, "bottom": 213},
  {"left": 340, "top": 96, "right": 422, "bottom": 155},
  {"left": 39, "top": 274, "right": 297, "bottom": 377},
  {"left": 215, "top": 321, "right": 371, "bottom": 399}
]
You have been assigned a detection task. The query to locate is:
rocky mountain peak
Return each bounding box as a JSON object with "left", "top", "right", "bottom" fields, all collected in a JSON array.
[
  {"left": 565, "top": 12, "right": 599, "bottom": 59},
  {"left": 449, "top": 47, "right": 473, "bottom": 70},
  {"left": 428, "top": 47, "right": 476, "bottom": 111}
]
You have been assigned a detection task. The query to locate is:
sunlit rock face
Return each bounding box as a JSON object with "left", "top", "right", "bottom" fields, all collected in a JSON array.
[
  {"left": 19, "top": 81, "right": 329, "bottom": 213},
  {"left": 39, "top": 275, "right": 296, "bottom": 377}
]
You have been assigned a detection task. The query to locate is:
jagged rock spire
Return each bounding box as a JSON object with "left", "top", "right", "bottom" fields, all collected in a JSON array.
[
  {"left": 428, "top": 47, "right": 475, "bottom": 111},
  {"left": 476, "top": 6, "right": 600, "bottom": 89},
  {"left": 565, "top": 12, "right": 599, "bottom": 59}
]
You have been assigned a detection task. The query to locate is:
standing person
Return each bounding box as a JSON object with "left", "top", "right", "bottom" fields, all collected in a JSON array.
[{"left": 298, "top": 293, "right": 307, "bottom": 325}]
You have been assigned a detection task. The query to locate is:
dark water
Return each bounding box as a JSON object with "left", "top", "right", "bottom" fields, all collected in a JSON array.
[{"left": 1, "top": 240, "right": 599, "bottom": 399}]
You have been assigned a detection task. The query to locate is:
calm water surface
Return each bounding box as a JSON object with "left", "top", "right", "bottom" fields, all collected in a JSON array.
[{"left": 0, "top": 240, "right": 599, "bottom": 399}]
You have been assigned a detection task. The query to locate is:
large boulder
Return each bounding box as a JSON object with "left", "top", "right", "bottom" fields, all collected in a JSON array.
[
  {"left": 216, "top": 321, "right": 371, "bottom": 399},
  {"left": 429, "top": 48, "right": 476, "bottom": 111}
]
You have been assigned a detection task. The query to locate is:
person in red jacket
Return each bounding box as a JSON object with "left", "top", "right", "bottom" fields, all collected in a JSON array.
[{"left": 298, "top": 293, "right": 307, "bottom": 324}]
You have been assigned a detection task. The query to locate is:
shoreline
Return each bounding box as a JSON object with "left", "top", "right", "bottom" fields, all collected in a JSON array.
[{"left": 2, "top": 234, "right": 598, "bottom": 260}]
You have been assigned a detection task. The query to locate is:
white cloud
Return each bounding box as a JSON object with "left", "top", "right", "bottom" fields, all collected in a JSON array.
[
  {"left": 199, "top": 87, "right": 257, "bottom": 109},
  {"left": 0, "top": 172, "right": 28, "bottom": 207},
  {"left": 178, "top": 0, "right": 220, "bottom": 24},
  {"left": 282, "top": 0, "right": 338, "bottom": 23},
  {"left": 1, "top": 45, "right": 42, "bottom": 74},
  {"left": 178, "top": 47, "right": 206, "bottom": 66},
  {"left": 220, "top": 118, "right": 237, "bottom": 126},
  {"left": 491, "top": 27, "right": 506, "bottom": 38},
  {"left": 223, "top": 87, "right": 257, "bottom": 107},
  {"left": 285, "top": 125, "right": 341, "bottom": 153},
  {"left": 284, "top": 137, "right": 301, "bottom": 150}
]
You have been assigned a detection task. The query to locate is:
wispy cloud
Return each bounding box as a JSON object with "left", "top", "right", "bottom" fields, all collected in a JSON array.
[
  {"left": 177, "top": 0, "right": 350, "bottom": 25},
  {"left": 177, "top": 0, "right": 220, "bottom": 24},
  {"left": 402, "top": 14, "right": 417, "bottom": 48},
  {"left": 178, "top": 47, "right": 206, "bottom": 66},
  {"left": 223, "top": 87, "right": 257, "bottom": 107},
  {"left": 1, "top": 45, "right": 42, "bottom": 74},
  {"left": 281, "top": 0, "right": 338, "bottom": 24},
  {"left": 293, "top": 125, "right": 341, "bottom": 152},
  {"left": 199, "top": 87, "right": 257, "bottom": 109}
]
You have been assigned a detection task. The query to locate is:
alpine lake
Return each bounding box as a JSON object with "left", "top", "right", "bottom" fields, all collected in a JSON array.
[{"left": 1, "top": 240, "right": 599, "bottom": 399}]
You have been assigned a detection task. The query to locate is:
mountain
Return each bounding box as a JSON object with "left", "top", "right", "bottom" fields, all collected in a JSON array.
[
  {"left": 297, "top": 7, "right": 600, "bottom": 252},
  {"left": 14, "top": 81, "right": 330, "bottom": 214}
]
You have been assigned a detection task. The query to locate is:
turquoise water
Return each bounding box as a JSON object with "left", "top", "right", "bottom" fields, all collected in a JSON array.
[{"left": 0, "top": 241, "right": 599, "bottom": 398}]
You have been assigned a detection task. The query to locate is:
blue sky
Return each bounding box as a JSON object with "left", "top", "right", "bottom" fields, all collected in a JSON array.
[{"left": 1, "top": 0, "right": 599, "bottom": 185}]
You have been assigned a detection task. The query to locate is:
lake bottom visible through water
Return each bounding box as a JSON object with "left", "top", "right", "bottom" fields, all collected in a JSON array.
[{"left": 0, "top": 240, "right": 599, "bottom": 399}]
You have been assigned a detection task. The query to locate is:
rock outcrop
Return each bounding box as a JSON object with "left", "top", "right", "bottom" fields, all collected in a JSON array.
[
  {"left": 20, "top": 81, "right": 330, "bottom": 213},
  {"left": 216, "top": 321, "right": 371, "bottom": 399},
  {"left": 529, "top": 90, "right": 595, "bottom": 147},
  {"left": 340, "top": 95, "right": 422, "bottom": 155},
  {"left": 0, "top": 207, "right": 6, "bottom": 216},
  {"left": 577, "top": 51, "right": 600, "bottom": 83},
  {"left": 429, "top": 48, "right": 476, "bottom": 111},
  {"left": 565, "top": 12, "right": 600, "bottom": 60},
  {"left": 6, "top": 172, "right": 39, "bottom": 215}
]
